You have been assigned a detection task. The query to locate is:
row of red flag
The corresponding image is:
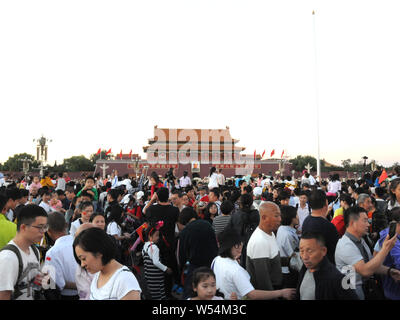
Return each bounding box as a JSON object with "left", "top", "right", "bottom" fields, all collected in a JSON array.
[
  {"left": 96, "top": 148, "right": 132, "bottom": 159},
  {"left": 254, "top": 149, "right": 285, "bottom": 160},
  {"left": 97, "top": 148, "right": 284, "bottom": 160}
]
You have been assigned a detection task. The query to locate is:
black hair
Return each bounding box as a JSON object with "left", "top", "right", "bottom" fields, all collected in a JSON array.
[
  {"left": 388, "top": 207, "right": 400, "bottom": 223},
  {"left": 331, "top": 174, "right": 340, "bottom": 182},
  {"left": 191, "top": 266, "right": 217, "bottom": 297},
  {"left": 220, "top": 200, "right": 234, "bottom": 215},
  {"left": 209, "top": 188, "right": 220, "bottom": 199},
  {"left": 209, "top": 167, "right": 216, "bottom": 177},
  {"left": 217, "top": 228, "right": 242, "bottom": 259},
  {"left": 107, "top": 205, "right": 124, "bottom": 225},
  {"left": 343, "top": 206, "right": 367, "bottom": 228},
  {"left": 229, "top": 189, "right": 241, "bottom": 204},
  {"left": 0, "top": 193, "right": 7, "bottom": 212},
  {"left": 73, "top": 228, "right": 117, "bottom": 266},
  {"left": 278, "top": 189, "right": 291, "bottom": 201},
  {"left": 340, "top": 193, "right": 353, "bottom": 207},
  {"left": 85, "top": 176, "right": 95, "bottom": 183},
  {"left": 56, "top": 189, "right": 65, "bottom": 196},
  {"left": 156, "top": 187, "right": 170, "bottom": 203},
  {"left": 107, "top": 188, "right": 121, "bottom": 201},
  {"left": 374, "top": 187, "right": 386, "bottom": 199},
  {"left": 239, "top": 193, "right": 253, "bottom": 213},
  {"left": 309, "top": 189, "right": 327, "bottom": 210},
  {"left": 243, "top": 185, "right": 253, "bottom": 194},
  {"left": 90, "top": 212, "right": 105, "bottom": 223},
  {"left": 65, "top": 186, "right": 76, "bottom": 194},
  {"left": 47, "top": 211, "right": 67, "bottom": 233},
  {"left": 19, "top": 189, "right": 29, "bottom": 198},
  {"left": 301, "top": 231, "right": 326, "bottom": 247},
  {"left": 150, "top": 171, "right": 160, "bottom": 184},
  {"left": 16, "top": 204, "right": 48, "bottom": 231},
  {"left": 79, "top": 201, "right": 94, "bottom": 212},
  {"left": 178, "top": 207, "right": 198, "bottom": 226},
  {"left": 80, "top": 190, "right": 94, "bottom": 200},
  {"left": 280, "top": 205, "right": 297, "bottom": 226},
  {"left": 204, "top": 202, "right": 217, "bottom": 220},
  {"left": 5, "top": 187, "right": 20, "bottom": 201},
  {"left": 143, "top": 223, "right": 161, "bottom": 242},
  {"left": 389, "top": 178, "right": 400, "bottom": 207}
]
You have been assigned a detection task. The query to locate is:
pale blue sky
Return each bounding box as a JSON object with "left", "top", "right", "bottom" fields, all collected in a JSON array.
[{"left": 1, "top": 0, "right": 399, "bottom": 167}]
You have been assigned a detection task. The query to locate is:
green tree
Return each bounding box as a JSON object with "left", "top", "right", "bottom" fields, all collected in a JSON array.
[
  {"left": 63, "top": 155, "right": 94, "bottom": 172},
  {"left": 48, "top": 160, "right": 67, "bottom": 173},
  {"left": 289, "top": 155, "right": 318, "bottom": 172},
  {"left": 2, "top": 153, "right": 40, "bottom": 171}
]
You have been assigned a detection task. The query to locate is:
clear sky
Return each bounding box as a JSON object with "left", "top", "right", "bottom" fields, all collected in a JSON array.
[{"left": 1, "top": 0, "right": 399, "bottom": 168}]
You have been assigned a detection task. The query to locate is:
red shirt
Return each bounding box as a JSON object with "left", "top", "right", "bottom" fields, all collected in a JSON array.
[
  {"left": 127, "top": 206, "right": 142, "bottom": 220},
  {"left": 151, "top": 182, "right": 164, "bottom": 197},
  {"left": 331, "top": 215, "right": 345, "bottom": 237}
]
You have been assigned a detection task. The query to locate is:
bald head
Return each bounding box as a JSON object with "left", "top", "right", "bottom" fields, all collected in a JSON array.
[
  {"left": 258, "top": 201, "right": 281, "bottom": 234},
  {"left": 75, "top": 222, "right": 95, "bottom": 238},
  {"left": 259, "top": 201, "right": 280, "bottom": 217}
]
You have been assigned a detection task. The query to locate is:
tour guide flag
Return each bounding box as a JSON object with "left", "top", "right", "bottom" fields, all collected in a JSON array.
[
  {"left": 96, "top": 148, "right": 101, "bottom": 155},
  {"left": 379, "top": 169, "right": 388, "bottom": 184},
  {"left": 270, "top": 149, "right": 275, "bottom": 157},
  {"left": 105, "top": 148, "right": 112, "bottom": 155}
]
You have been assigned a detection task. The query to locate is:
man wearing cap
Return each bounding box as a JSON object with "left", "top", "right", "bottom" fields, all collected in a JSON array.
[{"left": 253, "top": 187, "right": 263, "bottom": 211}]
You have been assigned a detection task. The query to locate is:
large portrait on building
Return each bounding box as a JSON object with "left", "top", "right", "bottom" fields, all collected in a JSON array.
[{"left": 191, "top": 161, "right": 200, "bottom": 173}]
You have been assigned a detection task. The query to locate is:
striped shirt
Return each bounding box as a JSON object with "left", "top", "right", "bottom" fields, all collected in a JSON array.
[{"left": 212, "top": 215, "right": 231, "bottom": 235}]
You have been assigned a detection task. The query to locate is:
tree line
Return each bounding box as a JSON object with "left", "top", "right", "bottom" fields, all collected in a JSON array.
[{"left": 0, "top": 153, "right": 396, "bottom": 174}]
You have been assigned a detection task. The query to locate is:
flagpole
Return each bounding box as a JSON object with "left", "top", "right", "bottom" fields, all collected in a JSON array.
[{"left": 312, "top": 10, "right": 321, "bottom": 182}]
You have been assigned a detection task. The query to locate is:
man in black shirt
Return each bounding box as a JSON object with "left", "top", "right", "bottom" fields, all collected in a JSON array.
[
  {"left": 302, "top": 189, "right": 339, "bottom": 264},
  {"left": 145, "top": 187, "right": 180, "bottom": 299},
  {"left": 177, "top": 207, "right": 219, "bottom": 299}
]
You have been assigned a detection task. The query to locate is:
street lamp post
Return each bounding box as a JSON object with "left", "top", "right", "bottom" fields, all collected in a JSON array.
[{"left": 362, "top": 156, "right": 368, "bottom": 173}]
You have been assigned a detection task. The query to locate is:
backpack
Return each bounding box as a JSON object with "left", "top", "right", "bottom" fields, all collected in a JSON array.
[{"left": 0, "top": 244, "right": 40, "bottom": 300}]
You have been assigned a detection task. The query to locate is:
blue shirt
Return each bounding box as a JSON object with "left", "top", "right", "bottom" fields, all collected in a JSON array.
[{"left": 276, "top": 225, "right": 299, "bottom": 274}]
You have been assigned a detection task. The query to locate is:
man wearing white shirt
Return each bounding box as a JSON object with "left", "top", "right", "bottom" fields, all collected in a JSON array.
[
  {"left": 111, "top": 170, "right": 119, "bottom": 189},
  {"left": 179, "top": 171, "right": 192, "bottom": 189},
  {"left": 39, "top": 190, "right": 54, "bottom": 214},
  {"left": 45, "top": 212, "right": 79, "bottom": 300},
  {"left": 296, "top": 191, "right": 311, "bottom": 233}
]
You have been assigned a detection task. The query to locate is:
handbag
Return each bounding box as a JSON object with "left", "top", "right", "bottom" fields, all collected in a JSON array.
[{"left": 289, "top": 251, "right": 303, "bottom": 273}]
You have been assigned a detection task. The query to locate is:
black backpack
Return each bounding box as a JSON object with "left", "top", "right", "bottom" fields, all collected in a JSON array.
[{"left": 0, "top": 244, "right": 40, "bottom": 300}]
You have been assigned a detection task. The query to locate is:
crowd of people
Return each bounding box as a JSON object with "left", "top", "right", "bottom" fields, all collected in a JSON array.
[{"left": 0, "top": 165, "right": 400, "bottom": 301}]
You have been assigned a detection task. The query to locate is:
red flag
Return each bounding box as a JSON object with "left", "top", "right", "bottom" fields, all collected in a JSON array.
[
  {"left": 281, "top": 150, "right": 285, "bottom": 158},
  {"left": 119, "top": 150, "right": 123, "bottom": 159},
  {"left": 96, "top": 148, "right": 101, "bottom": 155},
  {"left": 379, "top": 169, "right": 388, "bottom": 184},
  {"left": 261, "top": 150, "right": 265, "bottom": 158},
  {"left": 136, "top": 222, "right": 148, "bottom": 242},
  {"left": 129, "top": 149, "right": 132, "bottom": 158},
  {"left": 254, "top": 150, "right": 256, "bottom": 160},
  {"left": 270, "top": 149, "right": 275, "bottom": 157},
  {"left": 105, "top": 148, "right": 112, "bottom": 155}
]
